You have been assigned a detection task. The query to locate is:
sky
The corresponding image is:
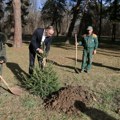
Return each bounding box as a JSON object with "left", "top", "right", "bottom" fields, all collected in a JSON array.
[
  {"left": 30, "top": 0, "right": 108, "bottom": 11},
  {"left": 36, "top": 0, "right": 47, "bottom": 9},
  {"left": 29, "top": 0, "right": 47, "bottom": 10},
  {"left": 34, "top": 0, "right": 108, "bottom": 9}
]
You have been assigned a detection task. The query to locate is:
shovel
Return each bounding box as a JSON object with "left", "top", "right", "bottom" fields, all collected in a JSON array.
[
  {"left": 74, "top": 33, "right": 80, "bottom": 74},
  {"left": 0, "top": 75, "right": 23, "bottom": 96}
]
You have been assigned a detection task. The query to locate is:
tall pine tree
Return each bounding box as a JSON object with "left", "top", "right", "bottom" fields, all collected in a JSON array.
[
  {"left": 107, "top": 0, "right": 120, "bottom": 41},
  {"left": 4, "top": 0, "right": 31, "bottom": 47},
  {"left": 42, "top": 0, "right": 66, "bottom": 36}
]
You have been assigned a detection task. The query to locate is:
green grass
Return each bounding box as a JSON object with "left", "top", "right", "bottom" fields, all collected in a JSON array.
[
  {"left": 0, "top": 42, "right": 120, "bottom": 120},
  {"left": 100, "top": 88, "right": 120, "bottom": 110},
  {"left": 21, "top": 95, "right": 37, "bottom": 109}
]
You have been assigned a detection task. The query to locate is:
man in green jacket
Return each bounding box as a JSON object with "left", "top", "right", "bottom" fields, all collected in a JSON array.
[{"left": 76, "top": 26, "right": 98, "bottom": 73}]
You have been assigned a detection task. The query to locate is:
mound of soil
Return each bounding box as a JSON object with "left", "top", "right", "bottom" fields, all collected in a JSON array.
[{"left": 44, "top": 86, "right": 94, "bottom": 115}]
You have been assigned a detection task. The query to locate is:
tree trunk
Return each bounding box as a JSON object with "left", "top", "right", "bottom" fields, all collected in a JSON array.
[
  {"left": 13, "top": 0, "right": 22, "bottom": 47},
  {"left": 78, "top": 12, "right": 92, "bottom": 36},
  {"left": 66, "top": 0, "right": 81, "bottom": 43},
  {"left": 78, "top": 13, "right": 85, "bottom": 36},
  {"left": 65, "top": 12, "right": 71, "bottom": 34},
  {"left": 56, "top": 21, "right": 61, "bottom": 36},
  {"left": 111, "top": 0, "right": 117, "bottom": 42},
  {"left": 78, "top": 0, "right": 91, "bottom": 36},
  {"left": 112, "top": 23, "right": 116, "bottom": 42},
  {"left": 98, "top": 0, "right": 102, "bottom": 42},
  {"left": 55, "top": 22, "right": 59, "bottom": 36}
]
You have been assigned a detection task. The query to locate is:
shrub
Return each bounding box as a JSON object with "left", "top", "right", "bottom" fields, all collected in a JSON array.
[{"left": 22, "top": 64, "right": 60, "bottom": 99}]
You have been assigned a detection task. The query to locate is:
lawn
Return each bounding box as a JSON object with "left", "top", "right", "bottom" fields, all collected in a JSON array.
[{"left": 0, "top": 40, "right": 120, "bottom": 120}]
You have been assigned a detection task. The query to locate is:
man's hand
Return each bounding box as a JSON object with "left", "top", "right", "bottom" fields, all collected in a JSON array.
[
  {"left": 0, "top": 60, "right": 4, "bottom": 64},
  {"left": 36, "top": 48, "right": 43, "bottom": 54},
  {"left": 93, "top": 50, "right": 97, "bottom": 55}
]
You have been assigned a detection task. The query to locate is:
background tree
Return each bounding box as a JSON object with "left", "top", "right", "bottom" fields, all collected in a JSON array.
[
  {"left": 78, "top": 0, "right": 93, "bottom": 36},
  {"left": 41, "top": 0, "right": 66, "bottom": 36},
  {"left": 4, "top": 0, "right": 30, "bottom": 47},
  {"left": 0, "top": 0, "right": 4, "bottom": 19},
  {"left": 66, "top": 0, "right": 81, "bottom": 43},
  {"left": 98, "top": 0, "right": 103, "bottom": 41},
  {"left": 0, "top": 0, "right": 5, "bottom": 32},
  {"left": 13, "top": 0, "right": 22, "bottom": 47},
  {"left": 107, "top": 0, "right": 120, "bottom": 42},
  {"left": 1, "top": 0, "right": 119, "bottom": 45}
]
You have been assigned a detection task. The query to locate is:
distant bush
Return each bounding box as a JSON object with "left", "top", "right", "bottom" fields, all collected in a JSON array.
[{"left": 22, "top": 64, "right": 60, "bottom": 99}]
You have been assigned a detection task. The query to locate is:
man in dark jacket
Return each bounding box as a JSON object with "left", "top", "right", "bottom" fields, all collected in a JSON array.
[{"left": 29, "top": 26, "right": 54, "bottom": 75}]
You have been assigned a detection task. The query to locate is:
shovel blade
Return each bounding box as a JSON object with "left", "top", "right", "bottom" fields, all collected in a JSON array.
[{"left": 10, "top": 86, "right": 23, "bottom": 96}]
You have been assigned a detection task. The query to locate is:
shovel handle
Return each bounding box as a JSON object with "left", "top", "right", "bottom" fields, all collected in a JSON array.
[{"left": 0, "top": 75, "right": 11, "bottom": 89}]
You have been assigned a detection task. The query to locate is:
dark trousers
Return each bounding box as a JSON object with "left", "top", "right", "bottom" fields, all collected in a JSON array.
[
  {"left": 29, "top": 50, "right": 43, "bottom": 75},
  {"left": 0, "top": 64, "right": 3, "bottom": 75}
]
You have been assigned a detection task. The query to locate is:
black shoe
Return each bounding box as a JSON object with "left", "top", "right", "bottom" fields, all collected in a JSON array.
[{"left": 85, "top": 70, "right": 90, "bottom": 73}]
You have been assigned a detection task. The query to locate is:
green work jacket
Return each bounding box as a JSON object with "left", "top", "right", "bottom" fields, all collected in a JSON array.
[{"left": 79, "top": 34, "right": 98, "bottom": 50}]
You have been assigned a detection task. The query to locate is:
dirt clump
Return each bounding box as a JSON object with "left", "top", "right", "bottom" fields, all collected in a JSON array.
[{"left": 44, "top": 85, "right": 94, "bottom": 115}]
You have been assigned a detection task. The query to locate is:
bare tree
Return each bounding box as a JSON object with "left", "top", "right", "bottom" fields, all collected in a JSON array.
[
  {"left": 66, "top": 0, "right": 81, "bottom": 43},
  {"left": 13, "top": 0, "right": 22, "bottom": 47}
]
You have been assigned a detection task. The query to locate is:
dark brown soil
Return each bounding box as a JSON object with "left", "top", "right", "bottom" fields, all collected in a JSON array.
[{"left": 44, "top": 85, "right": 94, "bottom": 115}]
